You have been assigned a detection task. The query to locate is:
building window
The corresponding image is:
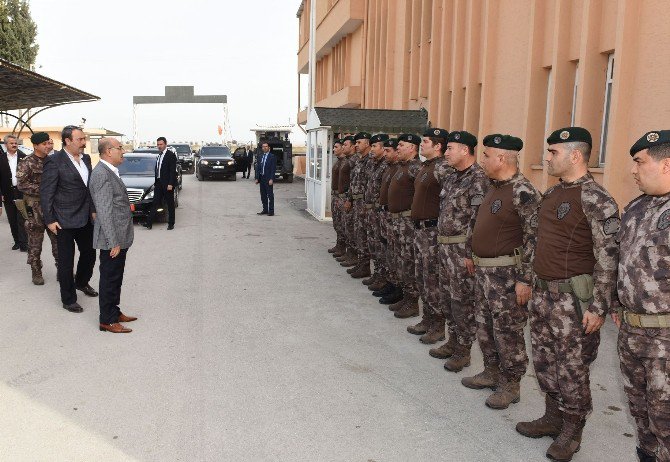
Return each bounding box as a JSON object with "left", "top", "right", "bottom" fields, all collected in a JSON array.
[
  {"left": 599, "top": 54, "right": 614, "bottom": 165},
  {"left": 544, "top": 67, "right": 553, "bottom": 140},
  {"left": 570, "top": 63, "right": 579, "bottom": 126}
]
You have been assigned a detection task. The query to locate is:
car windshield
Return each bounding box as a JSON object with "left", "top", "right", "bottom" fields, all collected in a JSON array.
[
  {"left": 118, "top": 156, "right": 156, "bottom": 175},
  {"left": 170, "top": 145, "right": 191, "bottom": 154},
  {"left": 201, "top": 147, "right": 231, "bottom": 157}
]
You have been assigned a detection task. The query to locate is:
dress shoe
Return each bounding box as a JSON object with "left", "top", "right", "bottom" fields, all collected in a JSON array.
[
  {"left": 63, "top": 302, "right": 83, "bottom": 313},
  {"left": 257, "top": 211, "right": 268, "bottom": 215},
  {"left": 99, "top": 323, "right": 132, "bottom": 333},
  {"left": 11, "top": 243, "right": 19, "bottom": 250},
  {"left": 143, "top": 222, "right": 152, "bottom": 229},
  {"left": 19, "top": 244, "right": 28, "bottom": 252},
  {"left": 167, "top": 224, "right": 174, "bottom": 230},
  {"left": 76, "top": 284, "right": 99, "bottom": 297},
  {"left": 118, "top": 312, "right": 138, "bottom": 322},
  {"left": 267, "top": 212, "right": 274, "bottom": 216}
]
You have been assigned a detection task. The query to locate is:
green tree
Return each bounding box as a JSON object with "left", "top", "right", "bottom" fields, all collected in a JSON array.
[{"left": 0, "top": 0, "right": 38, "bottom": 68}]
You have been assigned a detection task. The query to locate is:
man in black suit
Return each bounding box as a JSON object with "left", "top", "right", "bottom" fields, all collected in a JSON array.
[
  {"left": 255, "top": 142, "right": 276, "bottom": 216},
  {"left": 0, "top": 134, "right": 28, "bottom": 251},
  {"left": 144, "top": 136, "right": 177, "bottom": 230},
  {"left": 244, "top": 146, "right": 254, "bottom": 179},
  {"left": 41, "top": 125, "right": 98, "bottom": 313}
]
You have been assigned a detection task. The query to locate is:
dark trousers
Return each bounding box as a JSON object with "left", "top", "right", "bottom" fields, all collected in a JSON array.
[
  {"left": 99, "top": 248, "right": 127, "bottom": 324},
  {"left": 259, "top": 176, "right": 274, "bottom": 213},
  {"left": 4, "top": 188, "right": 27, "bottom": 246},
  {"left": 245, "top": 161, "right": 252, "bottom": 178},
  {"left": 148, "top": 184, "right": 175, "bottom": 226},
  {"left": 57, "top": 222, "right": 96, "bottom": 305}
]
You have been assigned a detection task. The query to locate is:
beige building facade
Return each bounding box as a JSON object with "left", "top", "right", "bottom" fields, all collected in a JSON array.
[{"left": 296, "top": 0, "right": 670, "bottom": 207}]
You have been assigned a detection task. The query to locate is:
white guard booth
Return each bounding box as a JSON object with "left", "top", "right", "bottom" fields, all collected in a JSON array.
[{"left": 304, "top": 107, "right": 429, "bottom": 221}]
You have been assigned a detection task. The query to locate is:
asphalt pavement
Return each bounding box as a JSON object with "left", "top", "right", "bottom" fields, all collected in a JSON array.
[{"left": 0, "top": 173, "right": 636, "bottom": 461}]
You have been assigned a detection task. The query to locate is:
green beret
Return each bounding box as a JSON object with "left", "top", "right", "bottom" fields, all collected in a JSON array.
[
  {"left": 333, "top": 139, "right": 343, "bottom": 147},
  {"left": 30, "top": 132, "right": 49, "bottom": 145},
  {"left": 483, "top": 134, "right": 523, "bottom": 151},
  {"left": 447, "top": 131, "right": 477, "bottom": 149},
  {"left": 423, "top": 128, "right": 449, "bottom": 139},
  {"left": 546, "top": 127, "right": 592, "bottom": 147},
  {"left": 342, "top": 135, "right": 356, "bottom": 143},
  {"left": 370, "top": 133, "right": 389, "bottom": 144},
  {"left": 354, "top": 132, "right": 372, "bottom": 141},
  {"left": 398, "top": 133, "right": 421, "bottom": 146},
  {"left": 383, "top": 138, "right": 398, "bottom": 149},
  {"left": 630, "top": 130, "right": 670, "bottom": 156}
]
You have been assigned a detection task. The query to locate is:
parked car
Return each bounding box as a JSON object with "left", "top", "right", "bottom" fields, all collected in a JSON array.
[
  {"left": 169, "top": 143, "right": 195, "bottom": 174},
  {"left": 133, "top": 147, "right": 183, "bottom": 190},
  {"left": 195, "top": 145, "right": 236, "bottom": 181},
  {"left": 118, "top": 152, "right": 180, "bottom": 222},
  {"left": 251, "top": 127, "right": 294, "bottom": 182}
]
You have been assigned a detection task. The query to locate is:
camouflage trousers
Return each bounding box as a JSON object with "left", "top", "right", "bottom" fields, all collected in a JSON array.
[
  {"left": 353, "top": 200, "right": 369, "bottom": 258},
  {"left": 618, "top": 323, "right": 670, "bottom": 460},
  {"left": 414, "top": 227, "right": 440, "bottom": 317},
  {"left": 438, "top": 242, "right": 474, "bottom": 345},
  {"left": 392, "top": 217, "right": 418, "bottom": 297},
  {"left": 530, "top": 289, "right": 600, "bottom": 418},
  {"left": 381, "top": 211, "right": 400, "bottom": 285},
  {"left": 368, "top": 209, "right": 388, "bottom": 278},
  {"left": 343, "top": 204, "right": 356, "bottom": 250},
  {"left": 23, "top": 198, "right": 58, "bottom": 269},
  {"left": 474, "top": 266, "right": 528, "bottom": 382},
  {"left": 331, "top": 195, "right": 346, "bottom": 248}
]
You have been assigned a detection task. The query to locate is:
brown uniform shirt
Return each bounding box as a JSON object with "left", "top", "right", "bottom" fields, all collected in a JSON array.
[
  {"left": 338, "top": 155, "right": 355, "bottom": 195},
  {"left": 411, "top": 157, "right": 444, "bottom": 220},
  {"left": 379, "top": 162, "right": 398, "bottom": 206},
  {"left": 331, "top": 157, "right": 342, "bottom": 193},
  {"left": 388, "top": 158, "right": 421, "bottom": 213}
]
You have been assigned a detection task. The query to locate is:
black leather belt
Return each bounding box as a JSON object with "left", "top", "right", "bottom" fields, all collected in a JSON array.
[{"left": 414, "top": 218, "right": 438, "bottom": 229}]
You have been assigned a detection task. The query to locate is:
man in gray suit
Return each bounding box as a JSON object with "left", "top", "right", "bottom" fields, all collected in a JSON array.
[{"left": 89, "top": 138, "right": 137, "bottom": 333}]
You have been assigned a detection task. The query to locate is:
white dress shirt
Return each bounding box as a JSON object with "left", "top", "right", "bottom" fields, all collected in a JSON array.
[
  {"left": 65, "top": 150, "right": 89, "bottom": 185},
  {"left": 157, "top": 149, "right": 166, "bottom": 178},
  {"left": 7, "top": 152, "right": 18, "bottom": 186},
  {"left": 99, "top": 159, "right": 120, "bottom": 178}
]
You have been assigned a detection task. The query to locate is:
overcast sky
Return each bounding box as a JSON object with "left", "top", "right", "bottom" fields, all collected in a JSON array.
[{"left": 23, "top": 0, "right": 305, "bottom": 145}]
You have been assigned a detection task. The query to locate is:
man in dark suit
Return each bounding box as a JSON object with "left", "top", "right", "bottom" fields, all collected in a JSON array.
[
  {"left": 144, "top": 136, "right": 177, "bottom": 230},
  {"left": 0, "top": 134, "right": 28, "bottom": 251},
  {"left": 41, "top": 125, "right": 98, "bottom": 313},
  {"left": 245, "top": 146, "right": 254, "bottom": 179},
  {"left": 255, "top": 141, "right": 276, "bottom": 216},
  {"left": 90, "top": 138, "right": 137, "bottom": 333}
]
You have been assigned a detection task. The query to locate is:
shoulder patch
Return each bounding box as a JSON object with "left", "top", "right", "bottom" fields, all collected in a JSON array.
[
  {"left": 519, "top": 191, "right": 531, "bottom": 204},
  {"left": 491, "top": 199, "right": 502, "bottom": 214},
  {"left": 530, "top": 213, "right": 539, "bottom": 228},
  {"left": 471, "top": 194, "right": 484, "bottom": 206},
  {"left": 658, "top": 209, "right": 670, "bottom": 231},
  {"left": 603, "top": 216, "right": 621, "bottom": 235},
  {"left": 557, "top": 202, "right": 571, "bottom": 220}
]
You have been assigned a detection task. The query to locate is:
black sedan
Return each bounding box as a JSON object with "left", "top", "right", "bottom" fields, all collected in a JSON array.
[
  {"left": 118, "top": 152, "right": 180, "bottom": 221},
  {"left": 195, "top": 146, "right": 236, "bottom": 181}
]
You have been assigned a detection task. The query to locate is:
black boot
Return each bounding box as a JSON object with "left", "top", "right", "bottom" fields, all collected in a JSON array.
[
  {"left": 372, "top": 283, "right": 394, "bottom": 297},
  {"left": 637, "top": 447, "right": 656, "bottom": 462},
  {"left": 380, "top": 287, "right": 403, "bottom": 305}
]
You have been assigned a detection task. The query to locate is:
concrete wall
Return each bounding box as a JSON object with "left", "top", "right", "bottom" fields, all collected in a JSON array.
[{"left": 297, "top": 0, "right": 670, "bottom": 207}]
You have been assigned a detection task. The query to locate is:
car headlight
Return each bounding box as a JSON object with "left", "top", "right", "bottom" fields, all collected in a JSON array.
[
  {"left": 144, "top": 186, "right": 154, "bottom": 200},
  {"left": 227, "top": 160, "right": 234, "bottom": 165},
  {"left": 201, "top": 160, "right": 209, "bottom": 165}
]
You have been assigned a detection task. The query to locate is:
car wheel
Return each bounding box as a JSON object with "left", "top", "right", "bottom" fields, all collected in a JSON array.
[{"left": 231, "top": 174, "right": 237, "bottom": 181}]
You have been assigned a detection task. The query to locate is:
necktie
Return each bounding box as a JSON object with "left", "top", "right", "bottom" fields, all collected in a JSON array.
[
  {"left": 156, "top": 153, "right": 163, "bottom": 178},
  {"left": 262, "top": 154, "right": 267, "bottom": 175}
]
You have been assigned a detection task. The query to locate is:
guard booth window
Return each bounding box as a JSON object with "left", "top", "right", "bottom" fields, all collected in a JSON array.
[{"left": 599, "top": 54, "right": 614, "bottom": 166}]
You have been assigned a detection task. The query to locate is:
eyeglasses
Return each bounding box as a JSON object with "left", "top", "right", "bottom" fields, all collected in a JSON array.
[{"left": 109, "top": 146, "right": 124, "bottom": 151}]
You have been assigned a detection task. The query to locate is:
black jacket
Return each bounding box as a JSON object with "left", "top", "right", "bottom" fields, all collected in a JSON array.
[
  {"left": 155, "top": 149, "right": 178, "bottom": 188},
  {"left": 40, "top": 149, "right": 95, "bottom": 229},
  {"left": 0, "top": 150, "right": 27, "bottom": 202}
]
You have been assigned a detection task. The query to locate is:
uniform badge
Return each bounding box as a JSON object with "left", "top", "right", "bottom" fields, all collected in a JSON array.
[
  {"left": 491, "top": 199, "right": 502, "bottom": 214},
  {"left": 454, "top": 133, "right": 461, "bottom": 140},
  {"left": 560, "top": 130, "right": 570, "bottom": 140},
  {"left": 658, "top": 209, "right": 670, "bottom": 230},
  {"left": 557, "top": 201, "right": 571, "bottom": 220},
  {"left": 434, "top": 129, "right": 440, "bottom": 136},
  {"left": 603, "top": 216, "right": 620, "bottom": 235},
  {"left": 647, "top": 132, "right": 660, "bottom": 143},
  {"left": 471, "top": 194, "right": 484, "bottom": 206},
  {"left": 494, "top": 136, "right": 502, "bottom": 145}
]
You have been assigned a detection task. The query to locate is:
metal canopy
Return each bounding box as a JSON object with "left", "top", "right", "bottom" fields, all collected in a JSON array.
[
  {"left": 308, "top": 107, "right": 429, "bottom": 134},
  {"left": 0, "top": 58, "right": 100, "bottom": 111}
]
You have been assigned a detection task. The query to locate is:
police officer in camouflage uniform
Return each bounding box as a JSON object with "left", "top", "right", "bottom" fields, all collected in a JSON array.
[
  {"left": 386, "top": 134, "right": 423, "bottom": 318},
  {"left": 328, "top": 139, "right": 346, "bottom": 257},
  {"left": 16, "top": 132, "right": 58, "bottom": 285},
  {"left": 374, "top": 139, "right": 404, "bottom": 304},
  {"left": 429, "top": 131, "right": 489, "bottom": 373},
  {"left": 614, "top": 130, "right": 670, "bottom": 462},
  {"left": 338, "top": 136, "right": 358, "bottom": 267},
  {"left": 362, "top": 134, "right": 390, "bottom": 289},
  {"left": 345, "top": 133, "right": 373, "bottom": 278},
  {"left": 461, "top": 134, "right": 541, "bottom": 410},
  {"left": 516, "top": 127, "right": 619, "bottom": 462},
  {"left": 407, "top": 128, "right": 450, "bottom": 343}
]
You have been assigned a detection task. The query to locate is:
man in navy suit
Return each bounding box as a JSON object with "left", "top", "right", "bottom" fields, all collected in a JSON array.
[
  {"left": 41, "top": 125, "right": 98, "bottom": 313},
  {"left": 144, "top": 136, "right": 178, "bottom": 230},
  {"left": 255, "top": 142, "right": 276, "bottom": 216}
]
